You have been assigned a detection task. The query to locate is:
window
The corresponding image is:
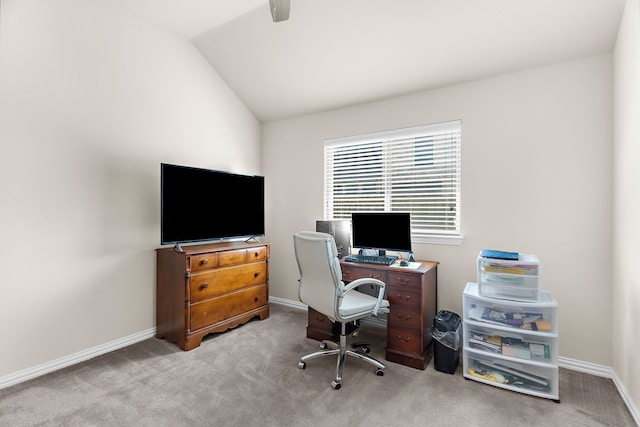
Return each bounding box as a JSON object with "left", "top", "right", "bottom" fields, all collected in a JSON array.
[{"left": 324, "top": 120, "right": 462, "bottom": 244}]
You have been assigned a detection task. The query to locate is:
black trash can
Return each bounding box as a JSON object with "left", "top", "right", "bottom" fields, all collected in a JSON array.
[{"left": 431, "top": 310, "right": 461, "bottom": 374}]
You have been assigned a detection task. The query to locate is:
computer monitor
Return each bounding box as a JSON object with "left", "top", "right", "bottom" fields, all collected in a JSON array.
[{"left": 351, "top": 212, "right": 412, "bottom": 256}]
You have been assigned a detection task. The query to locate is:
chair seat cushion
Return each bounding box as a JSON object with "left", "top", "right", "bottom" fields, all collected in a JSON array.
[{"left": 339, "top": 290, "right": 390, "bottom": 317}]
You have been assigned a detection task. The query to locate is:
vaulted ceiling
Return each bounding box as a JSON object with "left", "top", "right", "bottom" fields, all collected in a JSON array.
[{"left": 115, "top": 0, "right": 626, "bottom": 122}]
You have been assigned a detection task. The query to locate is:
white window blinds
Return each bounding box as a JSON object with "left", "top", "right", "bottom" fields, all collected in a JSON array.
[{"left": 324, "top": 120, "right": 461, "bottom": 240}]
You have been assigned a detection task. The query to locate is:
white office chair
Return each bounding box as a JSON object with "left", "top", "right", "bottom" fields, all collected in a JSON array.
[{"left": 293, "top": 231, "right": 390, "bottom": 389}]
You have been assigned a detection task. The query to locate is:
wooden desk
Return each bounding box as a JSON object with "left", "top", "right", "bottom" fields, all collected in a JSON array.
[{"left": 306, "top": 259, "right": 438, "bottom": 370}]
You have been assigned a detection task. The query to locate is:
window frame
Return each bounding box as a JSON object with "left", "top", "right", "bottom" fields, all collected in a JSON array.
[{"left": 323, "top": 120, "right": 463, "bottom": 245}]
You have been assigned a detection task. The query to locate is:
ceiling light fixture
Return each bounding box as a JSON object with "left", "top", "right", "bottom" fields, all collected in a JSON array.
[{"left": 269, "top": 0, "right": 290, "bottom": 22}]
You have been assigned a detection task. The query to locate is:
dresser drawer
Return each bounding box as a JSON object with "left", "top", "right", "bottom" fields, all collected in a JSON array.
[
  {"left": 388, "top": 288, "right": 421, "bottom": 310},
  {"left": 247, "top": 246, "right": 268, "bottom": 262},
  {"left": 388, "top": 306, "right": 422, "bottom": 330},
  {"left": 218, "top": 246, "right": 268, "bottom": 267},
  {"left": 189, "top": 262, "right": 267, "bottom": 303},
  {"left": 189, "top": 285, "right": 268, "bottom": 331},
  {"left": 190, "top": 253, "right": 219, "bottom": 273},
  {"left": 341, "top": 266, "right": 387, "bottom": 283},
  {"left": 388, "top": 272, "right": 422, "bottom": 291},
  {"left": 388, "top": 327, "right": 423, "bottom": 354}
]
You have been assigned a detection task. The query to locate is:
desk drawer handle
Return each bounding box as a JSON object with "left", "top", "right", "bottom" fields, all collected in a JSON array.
[
  {"left": 397, "top": 278, "right": 411, "bottom": 285},
  {"left": 254, "top": 271, "right": 260, "bottom": 278},
  {"left": 254, "top": 295, "right": 260, "bottom": 302},
  {"left": 396, "top": 313, "right": 412, "bottom": 321},
  {"left": 369, "top": 274, "right": 383, "bottom": 280},
  {"left": 396, "top": 335, "right": 411, "bottom": 343},
  {"left": 396, "top": 293, "right": 411, "bottom": 301},
  {"left": 253, "top": 251, "right": 260, "bottom": 258},
  {"left": 315, "top": 315, "right": 326, "bottom": 322},
  {"left": 201, "top": 282, "right": 209, "bottom": 290},
  {"left": 200, "top": 259, "right": 209, "bottom": 265}
]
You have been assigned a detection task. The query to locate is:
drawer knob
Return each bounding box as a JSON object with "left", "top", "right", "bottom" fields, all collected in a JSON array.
[
  {"left": 254, "top": 295, "right": 260, "bottom": 302},
  {"left": 200, "top": 259, "right": 208, "bottom": 265},
  {"left": 254, "top": 271, "right": 260, "bottom": 278},
  {"left": 253, "top": 252, "right": 260, "bottom": 258},
  {"left": 396, "top": 313, "right": 411, "bottom": 320},
  {"left": 398, "top": 278, "right": 411, "bottom": 285},
  {"left": 396, "top": 293, "right": 411, "bottom": 301},
  {"left": 397, "top": 335, "right": 411, "bottom": 343},
  {"left": 201, "top": 282, "right": 209, "bottom": 289}
]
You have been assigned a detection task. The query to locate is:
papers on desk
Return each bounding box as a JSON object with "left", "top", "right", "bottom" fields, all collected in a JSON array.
[{"left": 392, "top": 260, "right": 422, "bottom": 269}]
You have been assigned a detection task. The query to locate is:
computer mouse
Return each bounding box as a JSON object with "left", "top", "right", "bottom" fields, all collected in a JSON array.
[{"left": 400, "top": 260, "right": 409, "bottom": 267}]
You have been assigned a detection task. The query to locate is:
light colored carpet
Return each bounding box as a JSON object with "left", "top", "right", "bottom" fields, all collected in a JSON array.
[{"left": 0, "top": 303, "right": 635, "bottom": 426}]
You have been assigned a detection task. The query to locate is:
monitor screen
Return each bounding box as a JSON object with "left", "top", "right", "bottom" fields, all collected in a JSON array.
[
  {"left": 351, "top": 212, "right": 412, "bottom": 254},
  {"left": 161, "top": 163, "right": 265, "bottom": 245}
]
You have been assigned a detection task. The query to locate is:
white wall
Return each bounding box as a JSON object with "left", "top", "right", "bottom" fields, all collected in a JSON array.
[
  {"left": 263, "top": 55, "right": 613, "bottom": 366},
  {"left": 613, "top": 0, "right": 640, "bottom": 412},
  {"left": 0, "top": 0, "right": 261, "bottom": 378}
]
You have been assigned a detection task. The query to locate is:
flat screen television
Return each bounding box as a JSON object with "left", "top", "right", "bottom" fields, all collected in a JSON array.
[
  {"left": 351, "top": 212, "right": 412, "bottom": 256},
  {"left": 161, "top": 163, "right": 265, "bottom": 246}
]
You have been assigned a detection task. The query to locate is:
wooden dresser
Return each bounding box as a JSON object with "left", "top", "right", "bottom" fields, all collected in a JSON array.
[
  {"left": 307, "top": 259, "right": 438, "bottom": 369},
  {"left": 156, "top": 241, "right": 270, "bottom": 351}
]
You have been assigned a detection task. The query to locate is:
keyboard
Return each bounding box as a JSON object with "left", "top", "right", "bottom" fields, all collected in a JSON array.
[{"left": 343, "top": 255, "right": 397, "bottom": 265}]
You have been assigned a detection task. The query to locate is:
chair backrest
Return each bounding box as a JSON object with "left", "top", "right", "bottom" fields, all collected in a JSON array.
[{"left": 293, "top": 231, "right": 343, "bottom": 319}]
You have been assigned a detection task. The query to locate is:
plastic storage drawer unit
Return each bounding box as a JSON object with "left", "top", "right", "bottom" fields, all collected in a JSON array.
[{"left": 462, "top": 282, "right": 559, "bottom": 402}]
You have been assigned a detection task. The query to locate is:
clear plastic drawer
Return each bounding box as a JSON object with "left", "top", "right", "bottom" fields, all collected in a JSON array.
[
  {"left": 463, "top": 283, "right": 558, "bottom": 334},
  {"left": 463, "top": 350, "right": 559, "bottom": 400},
  {"left": 464, "top": 323, "right": 558, "bottom": 365},
  {"left": 478, "top": 278, "right": 540, "bottom": 302}
]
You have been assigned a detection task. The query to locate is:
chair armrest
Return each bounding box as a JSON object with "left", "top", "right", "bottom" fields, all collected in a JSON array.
[{"left": 341, "top": 278, "right": 386, "bottom": 316}]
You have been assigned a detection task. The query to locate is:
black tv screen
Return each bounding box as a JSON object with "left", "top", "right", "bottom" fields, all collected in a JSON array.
[
  {"left": 351, "top": 212, "right": 412, "bottom": 254},
  {"left": 161, "top": 163, "right": 265, "bottom": 245}
]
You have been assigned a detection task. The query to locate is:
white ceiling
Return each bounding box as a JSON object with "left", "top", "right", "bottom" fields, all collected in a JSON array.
[{"left": 116, "top": 0, "right": 626, "bottom": 123}]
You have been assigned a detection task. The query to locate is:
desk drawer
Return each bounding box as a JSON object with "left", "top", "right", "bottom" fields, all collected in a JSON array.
[
  {"left": 388, "top": 327, "right": 423, "bottom": 354},
  {"left": 308, "top": 309, "right": 332, "bottom": 330},
  {"left": 388, "top": 289, "right": 421, "bottom": 311},
  {"left": 388, "top": 306, "right": 422, "bottom": 330},
  {"left": 189, "top": 262, "right": 267, "bottom": 303},
  {"left": 388, "top": 272, "right": 422, "bottom": 291},
  {"left": 341, "top": 266, "right": 387, "bottom": 283}
]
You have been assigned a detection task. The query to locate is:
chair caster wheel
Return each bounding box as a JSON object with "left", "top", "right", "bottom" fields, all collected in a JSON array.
[
  {"left": 376, "top": 368, "right": 384, "bottom": 376},
  {"left": 298, "top": 362, "right": 306, "bottom": 370},
  {"left": 331, "top": 380, "right": 342, "bottom": 390},
  {"left": 362, "top": 346, "right": 371, "bottom": 354}
]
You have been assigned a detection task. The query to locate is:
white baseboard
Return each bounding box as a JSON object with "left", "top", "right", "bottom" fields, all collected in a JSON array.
[
  {"left": 269, "top": 295, "right": 306, "bottom": 310},
  {"left": 0, "top": 327, "right": 155, "bottom": 390}
]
